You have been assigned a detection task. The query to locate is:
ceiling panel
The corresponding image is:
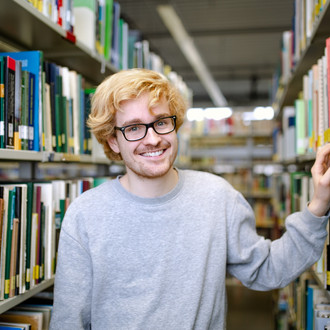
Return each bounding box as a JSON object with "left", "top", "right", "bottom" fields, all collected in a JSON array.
[{"left": 117, "top": 0, "right": 294, "bottom": 107}]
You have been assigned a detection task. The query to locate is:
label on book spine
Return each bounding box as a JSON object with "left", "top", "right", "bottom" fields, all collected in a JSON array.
[{"left": 4, "top": 279, "right": 10, "bottom": 295}]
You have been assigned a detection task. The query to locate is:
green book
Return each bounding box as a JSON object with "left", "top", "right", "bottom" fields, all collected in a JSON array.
[
  {"left": 295, "top": 99, "right": 306, "bottom": 155},
  {"left": 104, "top": 0, "right": 114, "bottom": 61},
  {"left": 4, "top": 188, "right": 15, "bottom": 299},
  {"left": 61, "top": 96, "right": 68, "bottom": 153},
  {"left": 25, "top": 182, "right": 33, "bottom": 291}
]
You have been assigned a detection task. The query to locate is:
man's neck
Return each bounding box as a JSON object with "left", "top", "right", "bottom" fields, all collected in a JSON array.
[{"left": 120, "top": 167, "right": 178, "bottom": 198}]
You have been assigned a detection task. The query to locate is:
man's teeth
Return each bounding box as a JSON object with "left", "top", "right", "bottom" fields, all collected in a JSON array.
[{"left": 142, "top": 150, "right": 164, "bottom": 157}]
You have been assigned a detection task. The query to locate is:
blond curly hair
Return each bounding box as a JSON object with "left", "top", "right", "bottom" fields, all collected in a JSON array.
[{"left": 87, "top": 68, "right": 188, "bottom": 160}]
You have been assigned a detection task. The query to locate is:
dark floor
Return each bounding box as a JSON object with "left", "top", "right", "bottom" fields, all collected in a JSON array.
[{"left": 226, "top": 281, "right": 276, "bottom": 330}]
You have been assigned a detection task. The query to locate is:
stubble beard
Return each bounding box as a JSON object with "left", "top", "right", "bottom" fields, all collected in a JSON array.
[{"left": 125, "top": 141, "right": 178, "bottom": 180}]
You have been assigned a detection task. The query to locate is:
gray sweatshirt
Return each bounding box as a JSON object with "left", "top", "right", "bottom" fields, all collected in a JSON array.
[{"left": 49, "top": 169, "right": 328, "bottom": 330}]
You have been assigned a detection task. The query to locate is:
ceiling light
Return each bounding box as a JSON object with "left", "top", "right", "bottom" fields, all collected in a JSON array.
[
  {"left": 253, "top": 106, "right": 274, "bottom": 120},
  {"left": 186, "top": 108, "right": 204, "bottom": 121},
  {"left": 157, "top": 5, "right": 227, "bottom": 107},
  {"left": 204, "top": 107, "right": 232, "bottom": 120},
  {"left": 186, "top": 107, "right": 233, "bottom": 121}
]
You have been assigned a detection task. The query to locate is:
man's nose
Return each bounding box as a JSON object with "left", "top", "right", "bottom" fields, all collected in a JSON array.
[{"left": 143, "top": 126, "right": 162, "bottom": 144}]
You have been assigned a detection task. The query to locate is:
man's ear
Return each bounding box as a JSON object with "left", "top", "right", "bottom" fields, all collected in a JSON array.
[{"left": 107, "top": 136, "right": 120, "bottom": 154}]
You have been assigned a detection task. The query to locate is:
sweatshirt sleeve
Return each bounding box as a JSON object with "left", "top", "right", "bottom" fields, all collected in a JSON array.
[
  {"left": 49, "top": 212, "right": 92, "bottom": 330},
  {"left": 226, "top": 192, "right": 329, "bottom": 291}
]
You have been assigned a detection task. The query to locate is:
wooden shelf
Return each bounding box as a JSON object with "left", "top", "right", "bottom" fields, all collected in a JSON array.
[
  {"left": 0, "top": 278, "right": 54, "bottom": 314},
  {"left": 0, "top": 150, "right": 111, "bottom": 165},
  {"left": 0, "top": 0, "right": 117, "bottom": 86}
]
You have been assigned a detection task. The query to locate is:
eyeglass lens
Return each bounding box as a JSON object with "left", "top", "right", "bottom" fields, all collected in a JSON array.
[{"left": 125, "top": 117, "right": 175, "bottom": 141}]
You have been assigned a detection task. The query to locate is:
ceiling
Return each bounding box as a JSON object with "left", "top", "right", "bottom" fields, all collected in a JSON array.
[{"left": 117, "top": 0, "right": 294, "bottom": 109}]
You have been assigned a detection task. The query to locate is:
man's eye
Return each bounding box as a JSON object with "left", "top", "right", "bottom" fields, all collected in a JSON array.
[
  {"left": 126, "top": 125, "right": 140, "bottom": 133},
  {"left": 156, "top": 120, "right": 166, "bottom": 127}
]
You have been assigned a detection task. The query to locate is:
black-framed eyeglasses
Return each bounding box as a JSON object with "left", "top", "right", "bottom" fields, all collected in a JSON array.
[{"left": 115, "top": 116, "right": 177, "bottom": 142}]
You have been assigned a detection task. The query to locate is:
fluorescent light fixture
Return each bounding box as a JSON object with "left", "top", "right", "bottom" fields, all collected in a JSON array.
[
  {"left": 157, "top": 5, "right": 227, "bottom": 107},
  {"left": 204, "top": 107, "right": 232, "bottom": 120},
  {"left": 253, "top": 106, "right": 274, "bottom": 120},
  {"left": 186, "top": 107, "right": 233, "bottom": 121},
  {"left": 242, "top": 106, "right": 274, "bottom": 122},
  {"left": 186, "top": 108, "right": 204, "bottom": 121}
]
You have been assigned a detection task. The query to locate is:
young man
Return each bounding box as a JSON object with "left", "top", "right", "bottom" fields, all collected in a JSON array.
[{"left": 50, "top": 69, "right": 330, "bottom": 329}]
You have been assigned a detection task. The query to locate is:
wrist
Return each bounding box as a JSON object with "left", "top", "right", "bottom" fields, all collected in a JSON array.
[{"left": 308, "top": 199, "right": 329, "bottom": 217}]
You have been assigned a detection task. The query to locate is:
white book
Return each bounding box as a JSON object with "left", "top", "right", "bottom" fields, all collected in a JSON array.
[{"left": 73, "top": 0, "right": 96, "bottom": 51}]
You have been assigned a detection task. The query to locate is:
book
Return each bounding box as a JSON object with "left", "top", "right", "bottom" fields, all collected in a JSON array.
[
  {"left": 110, "top": 1, "right": 121, "bottom": 68},
  {"left": 0, "top": 51, "right": 44, "bottom": 152},
  {"left": 4, "top": 188, "right": 16, "bottom": 299},
  {"left": 0, "top": 185, "right": 9, "bottom": 300},
  {"left": 120, "top": 18, "right": 129, "bottom": 70},
  {"left": 33, "top": 183, "right": 55, "bottom": 280},
  {"left": 83, "top": 89, "right": 94, "bottom": 155},
  {"left": 9, "top": 218, "right": 19, "bottom": 298},
  {"left": 73, "top": 0, "right": 96, "bottom": 51},
  {"left": 30, "top": 213, "right": 38, "bottom": 289},
  {"left": 25, "top": 182, "right": 33, "bottom": 291},
  {"left": 14, "top": 305, "right": 52, "bottom": 330},
  {"left": 68, "top": 71, "right": 81, "bottom": 155},
  {"left": 44, "top": 61, "right": 58, "bottom": 152},
  {"left": 32, "top": 186, "right": 41, "bottom": 285},
  {"left": 42, "top": 77, "right": 52, "bottom": 152},
  {"left": 0, "top": 310, "right": 43, "bottom": 330},
  {"left": 27, "top": 72, "right": 35, "bottom": 151},
  {"left": 0, "top": 187, "right": 5, "bottom": 265},
  {"left": 326, "top": 37, "right": 330, "bottom": 141},
  {"left": 14, "top": 60, "right": 22, "bottom": 150},
  {"left": 0, "top": 323, "right": 30, "bottom": 330},
  {"left": 3, "top": 56, "right": 16, "bottom": 149},
  {"left": 317, "top": 57, "right": 325, "bottom": 148},
  {"left": 0, "top": 56, "right": 4, "bottom": 148},
  {"left": 20, "top": 70, "right": 29, "bottom": 151},
  {"left": 295, "top": 98, "right": 306, "bottom": 155},
  {"left": 104, "top": 0, "right": 114, "bottom": 61},
  {"left": 95, "top": 0, "right": 106, "bottom": 56}
]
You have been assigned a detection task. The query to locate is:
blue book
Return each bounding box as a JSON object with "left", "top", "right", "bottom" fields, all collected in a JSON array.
[{"left": 0, "top": 51, "right": 43, "bottom": 151}]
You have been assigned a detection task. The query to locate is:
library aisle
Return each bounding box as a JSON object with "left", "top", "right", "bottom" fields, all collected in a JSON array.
[{"left": 226, "top": 281, "right": 275, "bottom": 330}]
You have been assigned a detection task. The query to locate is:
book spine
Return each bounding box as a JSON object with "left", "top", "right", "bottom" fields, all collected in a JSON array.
[{"left": 4, "top": 57, "right": 16, "bottom": 149}]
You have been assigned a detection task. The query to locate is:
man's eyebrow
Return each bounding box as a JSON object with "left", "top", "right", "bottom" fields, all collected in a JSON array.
[
  {"left": 119, "top": 118, "right": 144, "bottom": 127},
  {"left": 119, "top": 114, "right": 171, "bottom": 127}
]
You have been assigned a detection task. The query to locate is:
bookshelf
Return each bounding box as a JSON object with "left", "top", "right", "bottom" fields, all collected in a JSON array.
[
  {"left": 272, "top": 1, "right": 330, "bottom": 328},
  {"left": 273, "top": 0, "right": 330, "bottom": 117}
]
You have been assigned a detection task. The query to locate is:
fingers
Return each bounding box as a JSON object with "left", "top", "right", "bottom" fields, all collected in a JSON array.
[{"left": 312, "top": 144, "right": 330, "bottom": 176}]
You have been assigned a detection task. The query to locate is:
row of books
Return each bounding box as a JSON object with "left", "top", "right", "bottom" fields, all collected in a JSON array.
[
  {"left": 273, "top": 37, "right": 330, "bottom": 162},
  {"left": 279, "top": 272, "right": 330, "bottom": 330},
  {"left": 26, "top": 0, "right": 74, "bottom": 34},
  {"left": 181, "top": 111, "right": 274, "bottom": 137},
  {"left": 26, "top": 0, "right": 192, "bottom": 102},
  {"left": 0, "top": 302, "right": 53, "bottom": 329},
  {"left": 273, "top": 0, "right": 328, "bottom": 91},
  {"left": 272, "top": 171, "right": 314, "bottom": 224},
  {"left": 74, "top": 1, "right": 162, "bottom": 71},
  {"left": 272, "top": 170, "right": 330, "bottom": 329},
  {"left": 0, "top": 50, "right": 94, "bottom": 154},
  {"left": 0, "top": 177, "right": 109, "bottom": 301}
]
